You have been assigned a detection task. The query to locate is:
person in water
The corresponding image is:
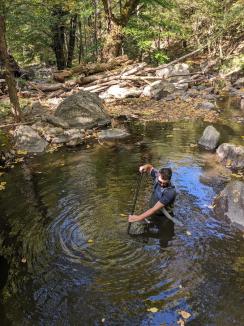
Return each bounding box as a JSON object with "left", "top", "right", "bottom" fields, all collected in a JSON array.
[{"left": 128, "top": 164, "right": 176, "bottom": 226}]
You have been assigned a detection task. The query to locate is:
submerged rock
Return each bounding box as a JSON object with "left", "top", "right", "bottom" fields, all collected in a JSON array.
[
  {"left": 213, "top": 181, "right": 244, "bottom": 231},
  {"left": 14, "top": 125, "right": 48, "bottom": 153},
  {"left": 98, "top": 128, "right": 129, "bottom": 140},
  {"left": 55, "top": 90, "right": 110, "bottom": 129},
  {"left": 198, "top": 125, "right": 220, "bottom": 150},
  {"left": 217, "top": 143, "right": 244, "bottom": 170}
]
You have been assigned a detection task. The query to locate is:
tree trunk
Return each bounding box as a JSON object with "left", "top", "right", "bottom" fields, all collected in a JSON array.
[
  {"left": 0, "top": 15, "right": 21, "bottom": 122},
  {"left": 51, "top": 6, "right": 67, "bottom": 70},
  {"left": 78, "top": 19, "right": 84, "bottom": 63},
  {"left": 101, "top": 0, "right": 140, "bottom": 60},
  {"left": 67, "top": 14, "right": 78, "bottom": 68},
  {"left": 102, "top": 21, "right": 123, "bottom": 59}
]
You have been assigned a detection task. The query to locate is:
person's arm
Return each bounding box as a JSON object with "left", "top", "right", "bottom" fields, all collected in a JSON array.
[
  {"left": 139, "top": 164, "right": 154, "bottom": 174},
  {"left": 128, "top": 201, "right": 164, "bottom": 222}
]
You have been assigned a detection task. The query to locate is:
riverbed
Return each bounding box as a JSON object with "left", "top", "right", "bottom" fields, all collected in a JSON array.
[{"left": 0, "top": 108, "right": 244, "bottom": 325}]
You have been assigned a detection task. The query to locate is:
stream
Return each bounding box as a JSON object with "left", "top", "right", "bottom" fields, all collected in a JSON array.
[{"left": 0, "top": 102, "right": 244, "bottom": 325}]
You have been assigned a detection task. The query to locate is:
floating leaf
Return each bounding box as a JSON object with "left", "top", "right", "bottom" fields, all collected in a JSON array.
[
  {"left": 0, "top": 182, "right": 6, "bottom": 190},
  {"left": 179, "top": 310, "right": 191, "bottom": 319},
  {"left": 101, "top": 318, "right": 105, "bottom": 323},
  {"left": 166, "top": 135, "right": 173, "bottom": 138},
  {"left": 17, "top": 149, "right": 28, "bottom": 155},
  {"left": 21, "top": 257, "right": 27, "bottom": 263},
  {"left": 120, "top": 213, "right": 127, "bottom": 217},
  {"left": 147, "top": 307, "right": 158, "bottom": 313},
  {"left": 190, "top": 144, "right": 197, "bottom": 148},
  {"left": 87, "top": 239, "right": 94, "bottom": 243},
  {"left": 241, "top": 136, "right": 244, "bottom": 139},
  {"left": 186, "top": 231, "right": 192, "bottom": 236}
]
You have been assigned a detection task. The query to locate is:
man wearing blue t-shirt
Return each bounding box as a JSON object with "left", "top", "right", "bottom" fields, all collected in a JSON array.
[{"left": 128, "top": 164, "right": 176, "bottom": 225}]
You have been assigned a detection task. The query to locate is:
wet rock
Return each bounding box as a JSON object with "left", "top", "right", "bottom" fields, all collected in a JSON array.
[
  {"left": 14, "top": 125, "right": 48, "bottom": 153},
  {"left": 234, "top": 77, "right": 244, "bottom": 88},
  {"left": 197, "top": 101, "right": 216, "bottom": 110},
  {"left": 98, "top": 128, "right": 129, "bottom": 140},
  {"left": 213, "top": 181, "right": 244, "bottom": 231},
  {"left": 43, "top": 115, "right": 69, "bottom": 129},
  {"left": 100, "top": 85, "right": 142, "bottom": 100},
  {"left": 198, "top": 125, "right": 220, "bottom": 150},
  {"left": 143, "top": 80, "right": 175, "bottom": 100},
  {"left": 216, "top": 143, "right": 244, "bottom": 170},
  {"left": 55, "top": 90, "right": 110, "bottom": 129}
]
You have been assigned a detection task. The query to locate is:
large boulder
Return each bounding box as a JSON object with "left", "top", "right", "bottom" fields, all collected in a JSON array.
[
  {"left": 142, "top": 80, "right": 175, "bottom": 100},
  {"left": 198, "top": 125, "right": 220, "bottom": 150},
  {"left": 14, "top": 125, "right": 48, "bottom": 153},
  {"left": 54, "top": 90, "right": 110, "bottom": 129},
  {"left": 100, "top": 85, "right": 142, "bottom": 100},
  {"left": 216, "top": 143, "right": 244, "bottom": 170},
  {"left": 213, "top": 181, "right": 244, "bottom": 231}
]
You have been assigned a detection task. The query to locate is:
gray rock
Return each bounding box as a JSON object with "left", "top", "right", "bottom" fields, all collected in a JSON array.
[
  {"left": 44, "top": 115, "right": 69, "bottom": 129},
  {"left": 234, "top": 77, "right": 244, "bottom": 88},
  {"left": 198, "top": 101, "right": 215, "bottom": 110},
  {"left": 201, "top": 94, "right": 217, "bottom": 101},
  {"left": 156, "top": 63, "right": 190, "bottom": 81},
  {"left": 51, "top": 135, "right": 67, "bottom": 144},
  {"left": 55, "top": 90, "right": 110, "bottom": 129},
  {"left": 99, "top": 85, "right": 142, "bottom": 99},
  {"left": 198, "top": 125, "right": 220, "bottom": 150},
  {"left": 216, "top": 143, "right": 244, "bottom": 170},
  {"left": 14, "top": 125, "right": 48, "bottom": 153},
  {"left": 98, "top": 128, "right": 129, "bottom": 140},
  {"left": 213, "top": 181, "right": 244, "bottom": 231},
  {"left": 143, "top": 80, "right": 175, "bottom": 100}
]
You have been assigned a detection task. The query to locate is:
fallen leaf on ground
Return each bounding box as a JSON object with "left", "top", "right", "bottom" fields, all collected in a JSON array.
[
  {"left": 147, "top": 307, "right": 158, "bottom": 313},
  {"left": 17, "top": 150, "right": 28, "bottom": 155},
  {"left": 179, "top": 310, "right": 191, "bottom": 319},
  {"left": 0, "top": 182, "right": 6, "bottom": 190}
]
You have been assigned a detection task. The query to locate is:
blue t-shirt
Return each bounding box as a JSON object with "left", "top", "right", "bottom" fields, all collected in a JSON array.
[{"left": 150, "top": 168, "right": 176, "bottom": 209}]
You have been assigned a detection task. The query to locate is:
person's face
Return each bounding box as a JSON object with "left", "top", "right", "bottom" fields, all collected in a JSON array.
[{"left": 158, "top": 174, "right": 169, "bottom": 187}]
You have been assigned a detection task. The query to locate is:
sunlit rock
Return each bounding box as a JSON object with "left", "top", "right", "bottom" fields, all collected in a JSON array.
[
  {"left": 14, "top": 125, "right": 48, "bottom": 153},
  {"left": 99, "top": 84, "right": 142, "bottom": 100},
  {"left": 142, "top": 80, "right": 175, "bottom": 100},
  {"left": 198, "top": 125, "right": 220, "bottom": 150},
  {"left": 213, "top": 181, "right": 244, "bottom": 231}
]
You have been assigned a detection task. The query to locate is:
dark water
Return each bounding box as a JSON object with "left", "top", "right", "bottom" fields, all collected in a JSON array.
[{"left": 0, "top": 119, "right": 243, "bottom": 326}]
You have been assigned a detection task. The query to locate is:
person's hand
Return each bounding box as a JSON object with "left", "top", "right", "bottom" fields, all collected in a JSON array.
[
  {"left": 128, "top": 214, "right": 141, "bottom": 222},
  {"left": 139, "top": 165, "right": 146, "bottom": 173}
]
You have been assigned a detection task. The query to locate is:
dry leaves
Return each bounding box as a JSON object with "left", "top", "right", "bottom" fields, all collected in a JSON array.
[{"left": 0, "top": 181, "right": 6, "bottom": 190}]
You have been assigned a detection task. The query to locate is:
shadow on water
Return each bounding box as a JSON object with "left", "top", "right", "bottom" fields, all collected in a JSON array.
[{"left": 0, "top": 117, "right": 243, "bottom": 325}]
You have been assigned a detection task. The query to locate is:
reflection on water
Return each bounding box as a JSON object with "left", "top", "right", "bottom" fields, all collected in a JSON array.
[{"left": 0, "top": 120, "right": 243, "bottom": 326}]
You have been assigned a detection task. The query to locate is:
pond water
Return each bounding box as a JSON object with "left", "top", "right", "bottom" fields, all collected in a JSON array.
[{"left": 0, "top": 118, "right": 243, "bottom": 326}]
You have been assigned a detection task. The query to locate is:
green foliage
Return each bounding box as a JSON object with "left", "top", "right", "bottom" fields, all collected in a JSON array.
[{"left": 152, "top": 50, "right": 169, "bottom": 64}]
